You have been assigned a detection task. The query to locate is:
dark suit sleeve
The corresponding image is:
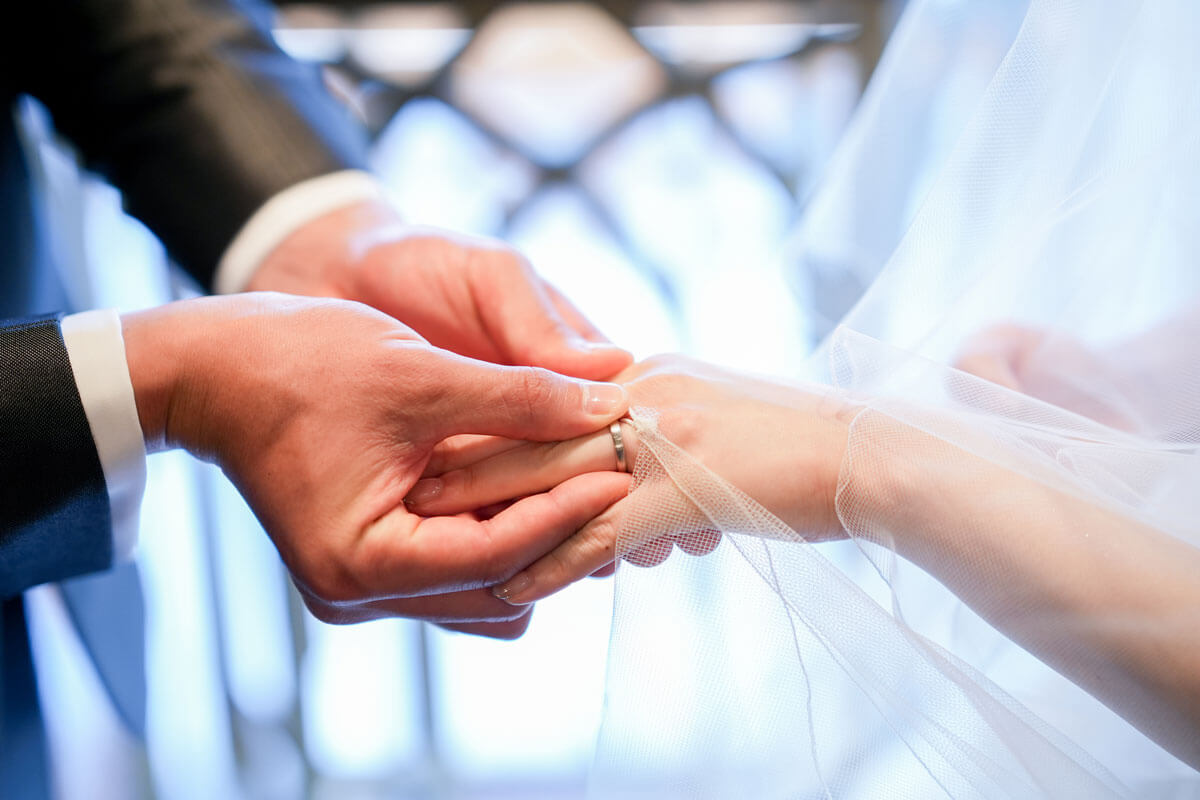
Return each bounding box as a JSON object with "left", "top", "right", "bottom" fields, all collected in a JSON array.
[
  {"left": 0, "top": 315, "right": 112, "bottom": 598},
  {"left": 5, "top": 0, "right": 370, "bottom": 288}
]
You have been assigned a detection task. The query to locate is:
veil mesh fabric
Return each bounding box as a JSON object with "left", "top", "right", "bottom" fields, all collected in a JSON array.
[{"left": 593, "top": 0, "right": 1200, "bottom": 797}]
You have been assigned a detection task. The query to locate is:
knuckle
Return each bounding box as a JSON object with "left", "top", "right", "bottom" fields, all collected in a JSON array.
[
  {"left": 511, "top": 368, "right": 561, "bottom": 420},
  {"left": 441, "top": 466, "right": 475, "bottom": 500},
  {"left": 474, "top": 244, "right": 529, "bottom": 278},
  {"left": 532, "top": 551, "right": 571, "bottom": 590},
  {"left": 497, "top": 247, "right": 533, "bottom": 274},
  {"left": 473, "top": 527, "right": 509, "bottom": 588},
  {"left": 582, "top": 517, "right": 619, "bottom": 561},
  {"left": 535, "top": 440, "right": 570, "bottom": 471},
  {"left": 659, "top": 405, "right": 703, "bottom": 449},
  {"left": 541, "top": 518, "right": 618, "bottom": 586}
]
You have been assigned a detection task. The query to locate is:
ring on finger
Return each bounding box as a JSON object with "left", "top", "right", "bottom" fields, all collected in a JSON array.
[{"left": 609, "top": 419, "right": 630, "bottom": 473}]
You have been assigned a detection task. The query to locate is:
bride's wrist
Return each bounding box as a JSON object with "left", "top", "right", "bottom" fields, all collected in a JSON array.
[
  {"left": 832, "top": 409, "right": 993, "bottom": 564},
  {"left": 833, "top": 409, "right": 928, "bottom": 542},
  {"left": 785, "top": 388, "right": 858, "bottom": 539}
]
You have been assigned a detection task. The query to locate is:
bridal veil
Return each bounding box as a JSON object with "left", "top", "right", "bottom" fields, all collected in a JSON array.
[{"left": 594, "top": 0, "right": 1200, "bottom": 796}]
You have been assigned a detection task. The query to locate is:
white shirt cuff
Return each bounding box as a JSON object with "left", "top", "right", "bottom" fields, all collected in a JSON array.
[
  {"left": 213, "top": 170, "right": 387, "bottom": 295},
  {"left": 61, "top": 310, "right": 147, "bottom": 562}
]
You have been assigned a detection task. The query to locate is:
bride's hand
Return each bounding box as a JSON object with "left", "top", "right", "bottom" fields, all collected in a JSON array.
[
  {"left": 954, "top": 323, "right": 1140, "bottom": 430},
  {"left": 406, "top": 355, "right": 853, "bottom": 604}
]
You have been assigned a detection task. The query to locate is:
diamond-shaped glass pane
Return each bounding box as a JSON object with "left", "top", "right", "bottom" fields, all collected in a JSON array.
[
  {"left": 450, "top": 3, "right": 666, "bottom": 166},
  {"left": 713, "top": 47, "right": 861, "bottom": 189},
  {"left": 632, "top": 1, "right": 858, "bottom": 74},
  {"left": 274, "top": 4, "right": 471, "bottom": 86},
  {"left": 371, "top": 97, "right": 538, "bottom": 236},
  {"left": 272, "top": 5, "right": 348, "bottom": 64},
  {"left": 348, "top": 5, "right": 471, "bottom": 85}
]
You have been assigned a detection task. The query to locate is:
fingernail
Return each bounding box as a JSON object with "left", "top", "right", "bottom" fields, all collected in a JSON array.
[
  {"left": 584, "top": 383, "right": 627, "bottom": 417},
  {"left": 492, "top": 573, "right": 532, "bottom": 605},
  {"left": 406, "top": 478, "right": 442, "bottom": 507}
]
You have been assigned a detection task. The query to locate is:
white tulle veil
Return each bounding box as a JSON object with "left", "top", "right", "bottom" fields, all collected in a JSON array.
[{"left": 592, "top": 0, "right": 1200, "bottom": 797}]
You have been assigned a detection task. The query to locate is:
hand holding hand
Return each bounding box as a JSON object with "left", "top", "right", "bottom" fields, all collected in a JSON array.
[
  {"left": 408, "top": 355, "right": 854, "bottom": 605},
  {"left": 121, "top": 293, "right": 630, "bottom": 634},
  {"left": 246, "top": 200, "right": 632, "bottom": 381}
]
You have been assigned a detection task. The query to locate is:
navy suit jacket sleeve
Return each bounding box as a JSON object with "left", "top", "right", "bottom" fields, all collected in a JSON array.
[
  {"left": 0, "top": 315, "right": 112, "bottom": 597},
  {"left": 3, "top": 0, "right": 371, "bottom": 288},
  {"left": 0, "top": 0, "right": 373, "bottom": 593}
]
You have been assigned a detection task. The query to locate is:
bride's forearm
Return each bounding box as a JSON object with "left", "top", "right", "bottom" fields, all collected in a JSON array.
[{"left": 839, "top": 416, "right": 1200, "bottom": 767}]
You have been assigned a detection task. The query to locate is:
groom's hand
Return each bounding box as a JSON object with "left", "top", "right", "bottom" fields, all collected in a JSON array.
[
  {"left": 121, "top": 293, "right": 630, "bottom": 631},
  {"left": 245, "top": 200, "right": 632, "bottom": 381},
  {"left": 408, "top": 355, "right": 855, "bottom": 606}
]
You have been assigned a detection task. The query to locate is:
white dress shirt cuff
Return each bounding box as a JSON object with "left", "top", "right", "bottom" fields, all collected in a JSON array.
[
  {"left": 62, "top": 310, "right": 147, "bottom": 562},
  {"left": 213, "top": 170, "right": 387, "bottom": 294}
]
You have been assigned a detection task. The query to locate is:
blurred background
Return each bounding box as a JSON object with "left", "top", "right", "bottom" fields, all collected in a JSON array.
[{"left": 21, "top": 1, "right": 909, "bottom": 797}]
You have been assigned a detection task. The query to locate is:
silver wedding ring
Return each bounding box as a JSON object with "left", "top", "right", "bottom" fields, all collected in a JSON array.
[{"left": 609, "top": 420, "right": 629, "bottom": 473}]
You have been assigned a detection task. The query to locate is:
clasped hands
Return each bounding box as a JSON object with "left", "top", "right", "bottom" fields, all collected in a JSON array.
[
  {"left": 408, "top": 357, "right": 852, "bottom": 609},
  {"left": 123, "top": 201, "right": 849, "bottom": 639}
]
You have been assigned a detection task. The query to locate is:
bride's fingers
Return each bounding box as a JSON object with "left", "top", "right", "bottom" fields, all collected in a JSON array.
[
  {"left": 623, "top": 539, "right": 673, "bottom": 567},
  {"left": 410, "top": 434, "right": 610, "bottom": 515},
  {"left": 408, "top": 422, "right": 640, "bottom": 516},
  {"left": 490, "top": 485, "right": 719, "bottom": 606},
  {"left": 622, "top": 529, "right": 721, "bottom": 567},
  {"left": 673, "top": 529, "right": 722, "bottom": 556},
  {"left": 492, "top": 495, "right": 635, "bottom": 605},
  {"left": 422, "top": 434, "right": 526, "bottom": 477}
]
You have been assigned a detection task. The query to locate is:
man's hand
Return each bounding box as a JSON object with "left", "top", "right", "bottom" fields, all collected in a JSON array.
[
  {"left": 408, "top": 355, "right": 856, "bottom": 606},
  {"left": 121, "top": 293, "right": 630, "bottom": 634},
  {"left": 245, "top": 200, "right": 632, "bottom": 381}
]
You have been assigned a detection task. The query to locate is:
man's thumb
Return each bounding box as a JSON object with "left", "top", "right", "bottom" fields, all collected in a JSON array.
[{"left": 439, "top": 362, "right": 628, "bottom": 442}]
